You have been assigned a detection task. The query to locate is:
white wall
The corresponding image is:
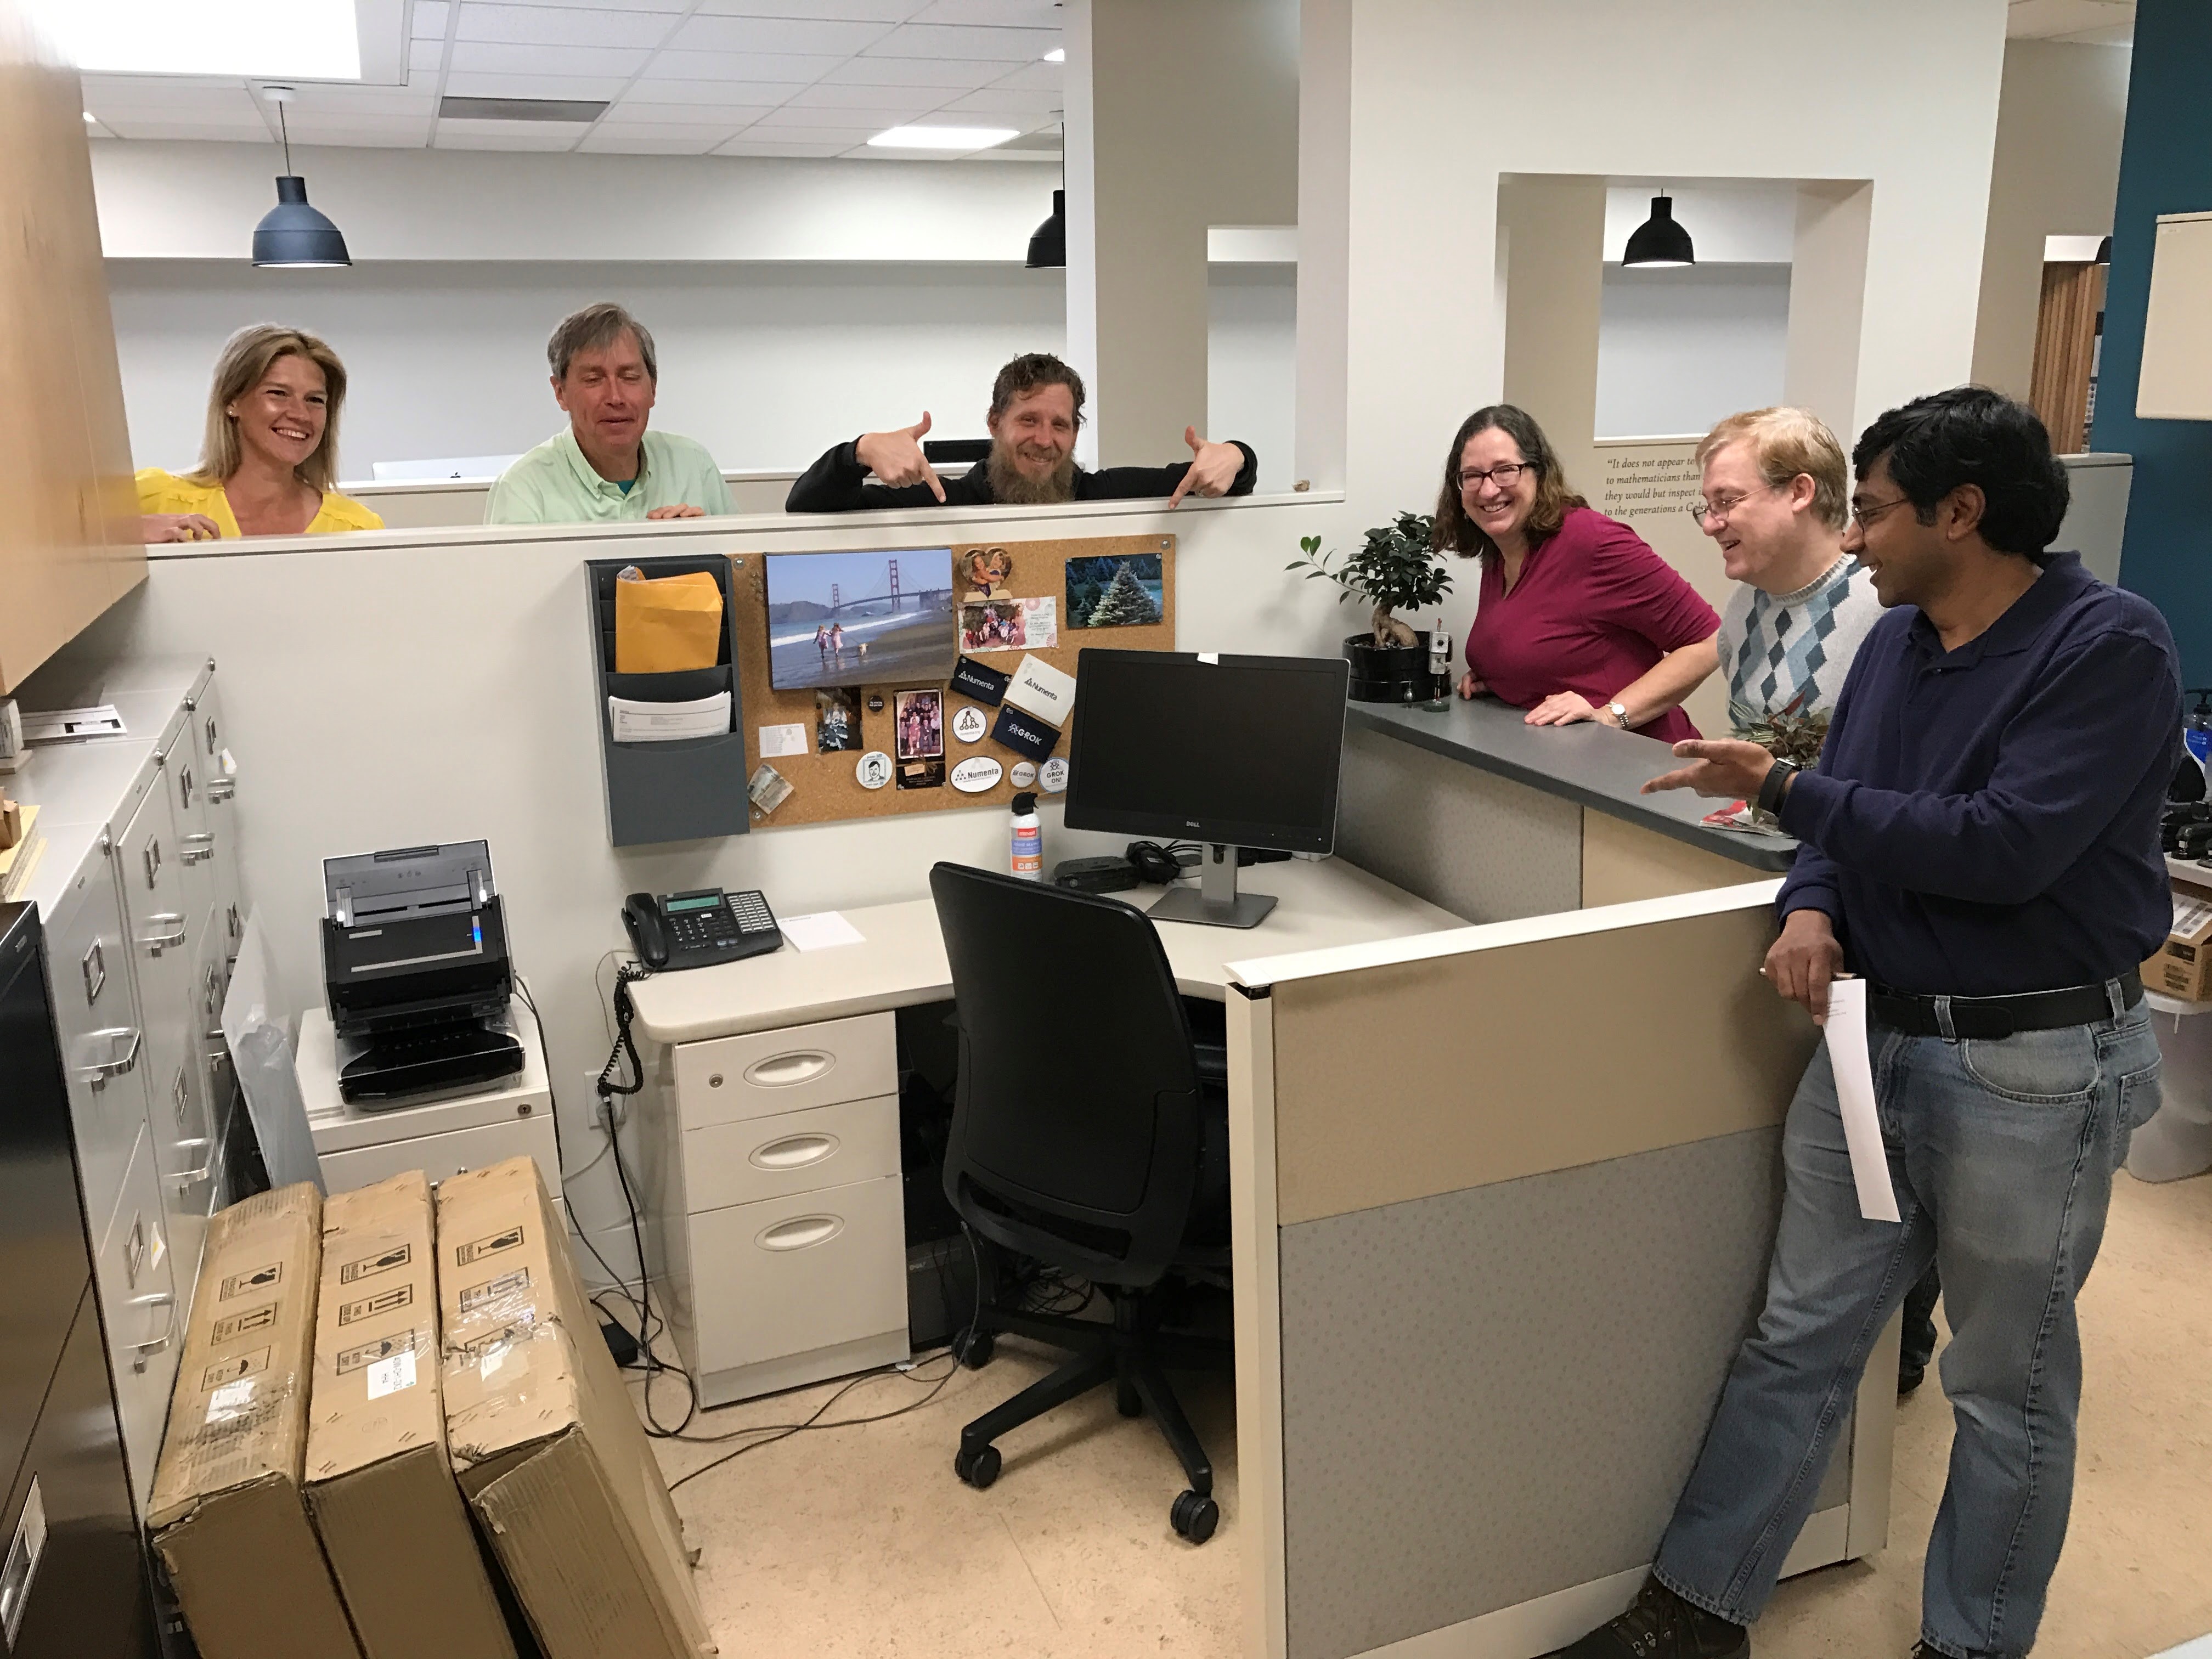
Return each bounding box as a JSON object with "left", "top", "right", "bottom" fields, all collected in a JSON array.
[
  {"left": 1209, "top": 264, "right": 1297, "bottom": 493},
  {"left": 1595, "top": 263, "right": 1792, "bottom": 439},
  {"left": 107, "top": 259, "right": 1068, "bottom": 479},
  {"left": 1300, "top": 0, "right": 2011, "bottom": 551},
  {"left": 63, "top": 495, "right": 1339, "bottom": 1284},
  {"left": 1969, "top": 40, "right": 2132, "bottom": 397}
]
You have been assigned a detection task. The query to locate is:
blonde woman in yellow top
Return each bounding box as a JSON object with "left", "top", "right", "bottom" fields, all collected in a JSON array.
[{"left": 138, "top": 324, "right": 384, "bottom": 540}]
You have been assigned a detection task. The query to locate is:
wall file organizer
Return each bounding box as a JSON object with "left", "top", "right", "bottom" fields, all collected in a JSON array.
[
  {"left": 586, "top": 554, "right": 751, "bottom": 847},
  {"left": 731, "top": 532, "right": 1176, "bottom": 832}
]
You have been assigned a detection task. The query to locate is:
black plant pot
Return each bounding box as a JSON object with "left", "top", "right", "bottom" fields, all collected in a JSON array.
[{"left": 1345, "top": 633, "right": 1438, "bottom": 703}]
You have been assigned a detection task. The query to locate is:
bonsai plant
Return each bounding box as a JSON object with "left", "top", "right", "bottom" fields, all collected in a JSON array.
[
  {"left": 1288, "top": 512, "right": 1454, "bottom": 702},
  {"left": 1288, "top": 511, "right": 1451, "bottom": 648}
]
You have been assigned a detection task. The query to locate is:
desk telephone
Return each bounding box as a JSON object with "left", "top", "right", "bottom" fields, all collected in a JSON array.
[{"left": 622, "top": 888, "right": 782, "bottom": 970}]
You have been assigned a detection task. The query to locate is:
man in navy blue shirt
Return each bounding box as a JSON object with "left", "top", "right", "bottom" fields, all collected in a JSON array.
[{"left": 1549, "top": 388, "right": 2176, "bottom": 1659}]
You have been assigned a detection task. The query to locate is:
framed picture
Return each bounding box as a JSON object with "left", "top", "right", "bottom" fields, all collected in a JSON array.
[
  {"left": 1065, "top": 552, "right": 1164, "bottom": 629},
  {"left": 893, "top": 688, "right": 944, "bottom": 761}
]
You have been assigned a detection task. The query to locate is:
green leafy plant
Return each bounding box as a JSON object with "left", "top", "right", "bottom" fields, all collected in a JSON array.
[
  {"left": 1733, "top": 692, "right": 1831, "bottom": 766},
  {"left": 1287, "top": 512, "right": 1452, "bottom": 648}
]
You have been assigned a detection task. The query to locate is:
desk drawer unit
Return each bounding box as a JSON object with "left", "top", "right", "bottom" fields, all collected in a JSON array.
[
  {"left": 686, "top": 1176, "right": 909, "bottom": 1380},
  {"left": 315, "top": 1112, "right": 562, "bottom": 1197},
  {"left": 673, "top": 1012, "right": 896, "bottom": 1130},
  {"left": 682, "top": 1093, "right": 900, "bottom": 1214}
]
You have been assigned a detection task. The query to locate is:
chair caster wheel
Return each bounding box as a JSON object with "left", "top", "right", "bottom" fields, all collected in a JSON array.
[
  {"left": 1116, "top": 1381, "right": 1143, "bottom": 1418},
  {"left": 954, "top": 1444, "right": 1001, "bottom": 1489},
  {"left": 1170, "top": 1489, "right": 1218, "bottom": 1543},
  {"left": 954, "top": 1329, "right": 995, "bottom": 1369}
]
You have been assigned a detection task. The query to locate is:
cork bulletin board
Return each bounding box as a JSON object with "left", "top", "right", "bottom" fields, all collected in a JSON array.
[{"left": 733, "top": 533, "right": 1177, "bottom": 829}]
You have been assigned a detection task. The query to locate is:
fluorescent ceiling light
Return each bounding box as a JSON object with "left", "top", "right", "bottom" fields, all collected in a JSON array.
[
  {"left": 868, "top": 125, "right": 1018, "bottom": 151},
  {"left": 32, "top": 0, "right": 360, "bottom": 78},
  {"left": 1044, "top": 47, "right": 1064, "bottom": 61}
]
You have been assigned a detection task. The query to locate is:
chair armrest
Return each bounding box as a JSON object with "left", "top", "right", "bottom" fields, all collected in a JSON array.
[{"left": 1192, "top": 1041, "right": 1228, "bottom": 1087}]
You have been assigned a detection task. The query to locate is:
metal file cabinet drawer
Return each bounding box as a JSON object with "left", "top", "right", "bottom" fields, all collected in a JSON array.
[
  {"left": 681, "top": 1093, "right": 900, "bottom": 1215},
  {"left": 672, "top": 1012, "right": 897, "bottom": 1131},
  {"left": 686, "top": 1176, "right": 908, "bottom": 1377},
  {"left": 91, "top": 1126, "right": 180, "bottom": 1518}
]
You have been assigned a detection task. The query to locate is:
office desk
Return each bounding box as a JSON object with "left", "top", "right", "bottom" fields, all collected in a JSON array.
[
  {"left": 629, "top": 855, "right": 1463, "bottom": 1045},
  {"left": 625, "top": 856, "right": 1463, "bottom": 1408}
]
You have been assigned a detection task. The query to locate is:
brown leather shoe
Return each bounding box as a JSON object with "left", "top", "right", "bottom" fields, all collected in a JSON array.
[{"left": 1546, "top": 1577, "right": 1750, "bottom": 1658}]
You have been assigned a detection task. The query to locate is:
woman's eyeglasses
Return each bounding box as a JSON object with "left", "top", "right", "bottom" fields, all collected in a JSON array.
[{"left": 1457, "top": 462, "right": 1529, "bottom": 490}]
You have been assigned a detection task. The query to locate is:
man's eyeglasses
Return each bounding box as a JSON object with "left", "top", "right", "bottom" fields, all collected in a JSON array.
[
  {"left": 1457, "top": 462, "right": 1530, "bottom": 491},
  {"left": 1850, "top": 495, "right": 1914, "bottom": 528},
  {"left": 1686, "top": 483, "right": 1775, "bottom": 524}
]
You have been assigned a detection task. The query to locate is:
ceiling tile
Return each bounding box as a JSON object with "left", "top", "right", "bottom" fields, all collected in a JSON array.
[
  {"left": 465, "top": 0, "right": 685, "bottom": 9},
  {"left": 104, "top": 116, "right": 275, "bottom": 139},
  {"left": 639, "top": 50, "right": 845, "bottom": 81},
  {"left": 409, "top": 37, "right": 447, "bottom": 71},
  {"left": 280, "top": 120, "right": 435, "bottom": 146},
  {"left": 781, "top": 81, "right": 942, "bottom": 112},
  {"left": 865, "top": 22, "right": 1058, "bottom": 59},
  {"left": 667, "top": 15, "right": 897, "bottom": 54},
  {"left": 986, "top": 59, "right": 1060, "bottom": 89},
  {"left": 712, "top": 138, "right": 853, "bottom": 156},
  {"left": 284, "top": 88, "right": 441, "bottom": 114},
  {"left": 82, "top": 79, "right": 259, "bottom": 112},
  {"left": 697, "top": 0, "right": 922, "bottom": 16},
  {"left": 936, "top": 86, "right": 1058, "bottom": 116},
  {"left": 578, "top": 128, "right": 727, "bottom": 153},
  {"left": 621, "top": 78, "right": 801, "bottom": 103},
  {"left": 448, "top": 40, "right": 651, "bottom": 75},
  {"left": 737, "top": 119, "right": 883, "bottom": 142},
  {"left": 411, "top": 1, "right": 452, "bottom": 38},
  {"left": 83, "top": 74, "right": 248, "bottom": 99},
  {"left": 443, "top": 70, "right": 636, "bottom": 99},
  {"left": 455, "top": 3, "right": 680, "bottom": 48},
  {"left": 818, "top": 54, "right": 1009, "bottom": 87},
  {"left": 434, "top": 119, "right": 583, "bottom": 148},
  {"left": 906, "top": 0, "right": 1062, "bottom": 24},
  {"left": 600, "top": 100, "right": 775, "bottom": 123}
]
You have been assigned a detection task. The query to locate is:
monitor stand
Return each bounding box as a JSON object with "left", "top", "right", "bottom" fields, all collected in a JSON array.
[{"left": 1146, "top": 843, "right": 1277, "bottom": 930}]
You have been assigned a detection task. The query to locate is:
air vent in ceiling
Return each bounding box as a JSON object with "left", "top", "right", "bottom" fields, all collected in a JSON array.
[{"left": 438, "top": 97, "right": 608, "bottom": 123}]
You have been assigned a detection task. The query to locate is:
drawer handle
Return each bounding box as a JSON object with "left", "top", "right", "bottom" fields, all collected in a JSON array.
[
  {"left": 751, "top": 1132, "right": 839, "bottom": 1171},
  {"left": 207, "top": 777, "right": 236, "bottom": 804},
  {"left": 83, "top": 1028, "right": 142, "bottom": 1088},
  {"left": 180, "top": 832, "right": 215, "bottom": 865},
  {"left": 129, "top": 1294, "right": 178, "bottom": 1373},
  {"left": 756, "top": 1215, "right": 844, "bottom": 1252},
  {"left": 743, "top": 1051, "right": 835, "bottom": 1089},
  {"left": 142, "top": 913, "right": 188, "bottom": 955}
]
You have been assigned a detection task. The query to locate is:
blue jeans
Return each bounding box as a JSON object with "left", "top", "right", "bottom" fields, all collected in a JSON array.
[{"left": 1653, "top": 998, "right": 2163, "bottom": 1658}]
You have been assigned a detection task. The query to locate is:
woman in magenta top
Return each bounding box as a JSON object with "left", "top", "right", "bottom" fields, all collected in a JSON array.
[{"left": 1438, "top": 405, "right": 1719, "bottom": 743}]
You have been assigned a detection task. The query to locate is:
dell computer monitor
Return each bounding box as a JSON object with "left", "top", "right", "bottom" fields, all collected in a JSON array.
[
  {"left": 1065, "top": 650, "right": 1350, "bottom": 928},
  {"left": 764, "top": 547, "right": 956, "bottom": 691}
]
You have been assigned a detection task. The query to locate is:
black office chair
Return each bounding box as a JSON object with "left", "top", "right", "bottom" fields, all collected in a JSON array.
[{"left": 929, "top": 861, "right": 1234, "bottom": 1544}]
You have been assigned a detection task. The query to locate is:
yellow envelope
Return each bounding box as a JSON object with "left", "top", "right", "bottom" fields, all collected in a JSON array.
[{"left": 615, "top": 569, "right": 724, "bottom": 673}]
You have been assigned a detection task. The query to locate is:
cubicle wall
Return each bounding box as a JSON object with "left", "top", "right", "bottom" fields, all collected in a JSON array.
[{"left": 1229, "top": 886, "right": 1896, "bottom": 1659}]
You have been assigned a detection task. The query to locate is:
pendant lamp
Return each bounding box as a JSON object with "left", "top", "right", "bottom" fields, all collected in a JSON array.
[
  {"left": 1622, "top": 192, "right": 1694, "bottom": 269},
  {"left": 1025, "top": 186, "right": 1066, "bottom": 270},
  {"left": 2095, "top": 235, "right": 2113, "bottom": 266},
  {"left": 252, "top": 87, "right": 351, "bottom": 268}
]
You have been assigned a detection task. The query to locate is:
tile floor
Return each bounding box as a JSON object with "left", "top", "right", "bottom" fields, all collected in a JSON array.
[{"left": 648, "top": 1168, "right": 2211, "bottom": 1659}]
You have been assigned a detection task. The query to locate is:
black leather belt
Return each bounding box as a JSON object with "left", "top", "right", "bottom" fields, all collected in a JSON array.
[{"left": 1867, "top": 971, "right": 2142, "bottom": 1040}]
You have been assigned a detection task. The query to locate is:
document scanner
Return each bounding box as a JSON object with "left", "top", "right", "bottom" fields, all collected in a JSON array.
[{"left": 320, "top": 839, "right": 522, "bottom": 1106}]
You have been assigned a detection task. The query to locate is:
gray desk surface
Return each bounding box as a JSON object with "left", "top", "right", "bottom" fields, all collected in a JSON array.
[{"left": 1347, "top": 697, "right": 1799, "bottom": 873}]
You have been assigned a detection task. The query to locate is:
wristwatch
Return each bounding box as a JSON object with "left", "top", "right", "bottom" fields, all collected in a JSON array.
[
  {"left": 1757, "top": 758, "right": 1799, "bottom": 816},
  {"left": 1605, "top": 701, "right": 1630, "bottom": 728}
]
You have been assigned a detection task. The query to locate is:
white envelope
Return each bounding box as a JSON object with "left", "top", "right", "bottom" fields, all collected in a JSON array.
[{"left": 1003, "top": 653, "right": 1076, "bottom": 726}]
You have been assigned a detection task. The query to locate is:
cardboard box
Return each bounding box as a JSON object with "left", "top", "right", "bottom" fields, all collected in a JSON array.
[
  {"left": 437, "top": 1158, "right": 715, "bottom": 1659},
  {"left": 305, "top": 1171, "right": 519, "bottom": 1659},
  {"left": 148, "top": 1184, "right": 362, "bottom": 1659},
  {"left": 2146, "top": 878, "right": 2212, "bottom": 1002}
]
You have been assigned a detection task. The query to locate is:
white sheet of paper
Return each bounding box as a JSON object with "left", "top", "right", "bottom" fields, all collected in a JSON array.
[
  {"left": 778, "top": 911, "right": 867, "bottom": 951},
  {"left": 757, "top": 720, "right": 808, "bottom": 757},
  {"left": 1824, "top": 979, "right": 1901, "bottom": 1223},
  {"left": 607, "top": 691, "right": 729, "bottom": 743},
  {"left": 1003, "top": 653, "right": 1077, "bottom": 725}
]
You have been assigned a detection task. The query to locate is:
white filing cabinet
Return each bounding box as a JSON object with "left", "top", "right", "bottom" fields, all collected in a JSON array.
[
  {"left": 644, "top": 1010, "right": 911, "bottom": 1406},
  {"left": 12, "top": 654, "right": 252, "bottom": 1520},
  {"left": 297, "top": 1001, "right": 562, "bottom": 1197}
]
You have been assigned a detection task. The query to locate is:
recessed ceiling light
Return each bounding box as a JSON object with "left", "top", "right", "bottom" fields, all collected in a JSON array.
[
  {"left": 83, "top": 111, "right": 97, "bottom": 123},
  {"left": 30, "top": 0, "right": 359, "bottom": 78},
  {"left": 868, "top": 125, "right": 1019, "bottom": 151},
  {"left": 1044, "top": 47, "right": 1065, "bottom": 61}
]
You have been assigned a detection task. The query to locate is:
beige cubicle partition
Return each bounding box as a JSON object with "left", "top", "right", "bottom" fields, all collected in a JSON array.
[{"left": 1228, "top": 884, "right": 1897, "bottom": 1659}]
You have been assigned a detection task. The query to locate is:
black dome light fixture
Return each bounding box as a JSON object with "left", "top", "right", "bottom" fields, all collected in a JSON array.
[
  {"left": 2095, "top": 234, "right": 2113, "bottom": 266},
  {"left": 1622, "top": 187, "right": 1695, "bottom": 269},
  {"left": 1026, "top": 186, "right": 1066, "bottom": 270},
  {"left": 252, "top": 86, "right": 351, "bottom": 268}
]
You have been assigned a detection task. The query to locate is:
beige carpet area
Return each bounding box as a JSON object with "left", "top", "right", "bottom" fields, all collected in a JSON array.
[{"left": 647, "top": 1168, "right": 2210, "bottom": 1659}]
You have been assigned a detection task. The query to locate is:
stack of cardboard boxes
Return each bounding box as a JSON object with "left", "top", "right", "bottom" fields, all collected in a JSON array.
[{"left": 146, "top": 1160, "right": 716, "bottom": 1659}]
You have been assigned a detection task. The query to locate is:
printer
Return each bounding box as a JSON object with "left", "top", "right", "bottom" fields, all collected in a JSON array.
[{"left": 320, "top": 839, "right": 523, "bottom": 1106}]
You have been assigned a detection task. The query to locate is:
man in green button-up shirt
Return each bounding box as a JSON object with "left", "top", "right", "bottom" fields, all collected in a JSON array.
[{"left": 485, "top": 303, "right": 733, "bottom": 525}]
